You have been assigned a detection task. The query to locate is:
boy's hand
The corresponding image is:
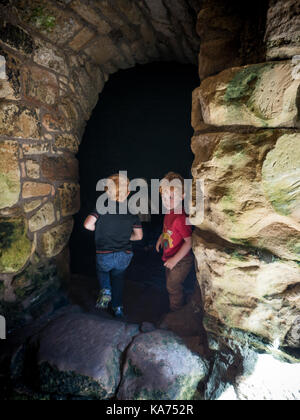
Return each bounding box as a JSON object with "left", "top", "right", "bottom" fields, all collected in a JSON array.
[
  {"left": 156, "top": 235, "right": 163, "bottom": 253},
  {"left": 164, "top": 257, "right": 178, "bottom": 270}
]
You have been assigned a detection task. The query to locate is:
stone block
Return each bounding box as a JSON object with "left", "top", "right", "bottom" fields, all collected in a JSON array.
[
  {"left": 0, "top": 141, "right": 20, "bottom": 209},
  {"left": 58, "top": 183, "right": 80, "bottom": 217},
  {"left": 41, "top": 219, "right": 74, "bottom": 257},
  {"left": 23, "top": 66, "right": 58, "bottom": 106},
  {"left": 29, "top": 202, "right": 55, "bottom": 232},
  {"left": 0, "top": 103, "right": 41, "bottom": 139},
  {"left": 0, "top": 217, "right": 32, "bottom": 274},
  {"left": 41, "top": 156, "right": 78, "bottom": 181},
  {"left": 23, "top": 182, "right": 52, "bottom": 199},
  {"left": 198, "top": 61, "right": 300, "bottom": 128}
]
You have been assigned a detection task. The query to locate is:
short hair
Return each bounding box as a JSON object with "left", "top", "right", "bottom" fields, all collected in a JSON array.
[
  {"left": 105, "top": 173, "right": 130, "bottom": 202},
  {"left": 160, "top": 172, "right": 185, "bottom": 195}
]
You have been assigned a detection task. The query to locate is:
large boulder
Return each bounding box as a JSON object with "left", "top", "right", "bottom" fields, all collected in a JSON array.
[
  {"left": 24, "top": 313, "right": 139, "bottom": 399},
  {"left": 191, "top": 130, "right": 300, "bottom": 261},
  {"left": 117, "top": 329, "right": 208, "bottom": 400},
  {"left": 193, "top": 232, "right": 300, "bottom": 347},
  {"left": 197, "top": 62, "right": 300, "bottom": 128}
]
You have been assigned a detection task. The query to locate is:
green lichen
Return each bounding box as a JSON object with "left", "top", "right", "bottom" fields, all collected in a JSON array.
[
  {"left": 29, "top": 6, "right": 56, "bottom": 32},
  {"left": 126, "top": 359, "right": 143, "bottom": 379},
  {"left": 13, "top": 262, "right": 57, "bottom": 300},
  {"left": 0, "top": 218, "right": 32, "bottom": 274},
  {"left": 287, "top": 240, "right": 300, "bottom": 261},
  {"left": 39, "top": 362, "right": 104, "bottom": 399},
  {"left": 224, "top": 67, "right": 259, "bottom": 103}
]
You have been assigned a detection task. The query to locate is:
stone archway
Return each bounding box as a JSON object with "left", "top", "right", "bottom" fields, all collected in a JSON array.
[
  {"left": 0, "top": 0, "right": 203, "bottom": 327},
  {"left": 0, "top": 0, "right": 299, "bottom": 364}
]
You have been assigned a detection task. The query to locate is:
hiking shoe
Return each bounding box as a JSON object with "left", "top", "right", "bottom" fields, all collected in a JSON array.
[
  {"left": 95, "top": 289, "right": 111, "bottom": 309},
  {"left": 113, "top": 306, "right": 125, "bottom": 320}
]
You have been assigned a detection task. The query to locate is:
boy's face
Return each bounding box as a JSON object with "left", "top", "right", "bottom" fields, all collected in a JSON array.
[{"left": 161, "top": 188, "right": 184, "bottom": 211}]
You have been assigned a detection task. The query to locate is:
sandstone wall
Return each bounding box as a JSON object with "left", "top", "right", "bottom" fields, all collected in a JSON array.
[{"left": 192, "top": 4, "right": 300, "bottom": 349}]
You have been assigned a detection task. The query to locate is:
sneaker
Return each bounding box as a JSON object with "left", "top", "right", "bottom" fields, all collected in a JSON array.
[
  {"left": 95, "top": 289, "right": 111, "bottom": 309},
  {"left": 113, "top": 306, "right": 125, "bottom": 320}
]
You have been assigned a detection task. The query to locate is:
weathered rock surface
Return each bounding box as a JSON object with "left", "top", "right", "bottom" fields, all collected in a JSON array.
[
  {"left": 205, "top": 332, "right": 300, "bottom": 401},
  {"left": 28, "top": 313, "right": 140, "bottom": 399},
  {"left": 117, "top": 329, "right": 208, "bottom": 400},
  {"left": 191, "top": 131, "right": 300, "bottom": 261},
  {"left": 0, "top": 141, "right": 20, "bottom": 210},
  {"left": 41, "top": 219, "right": 74, "bottom": 258},
  {"left": 0, "top": 217, "right": 32, "bottom": 274},
  {"left": 193, "top": 233, "right": 300, "bottom": 346},
  {"left": 265, "top": 0, "right": 300, "bottom": 60},
  {"left": 197, "top": 62, "right": 300, "bottom": 128}
]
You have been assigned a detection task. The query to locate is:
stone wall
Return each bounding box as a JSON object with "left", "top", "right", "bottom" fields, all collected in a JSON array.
[
  {"left": 192, "top": 0, "right": 300, "bottom": 350},
  {"left": 0, "top": 0, "right": 299, "bottom": 353},
  {"left": 0, "top": 0, "right": 202, "bottom": 328}
]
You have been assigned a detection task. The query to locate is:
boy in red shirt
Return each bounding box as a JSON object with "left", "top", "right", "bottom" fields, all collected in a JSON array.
[{"left": 156, "top": 172, "right": 194, "bottom": 312}]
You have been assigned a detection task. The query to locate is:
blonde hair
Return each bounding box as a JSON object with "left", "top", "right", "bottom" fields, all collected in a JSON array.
[
  {"left": 105, "top": 173, "right": 130, "bottom": 202},
  {"left": 159, "top": 172, "right": 185, "bottom": 195}
]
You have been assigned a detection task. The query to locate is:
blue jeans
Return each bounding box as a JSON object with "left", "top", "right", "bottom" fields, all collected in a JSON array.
[{"left": 96, "top": 251, "right": 133, "bottom": 308}]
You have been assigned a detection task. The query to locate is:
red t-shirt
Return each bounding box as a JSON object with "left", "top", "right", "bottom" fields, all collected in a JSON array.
[{"left": 162, "top": 210, "right": 192, "bottom": 261}]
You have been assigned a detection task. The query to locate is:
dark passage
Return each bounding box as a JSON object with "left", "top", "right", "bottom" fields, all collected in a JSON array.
[{"left": 70, "top": 62, "right": 199, "bottom": 323}]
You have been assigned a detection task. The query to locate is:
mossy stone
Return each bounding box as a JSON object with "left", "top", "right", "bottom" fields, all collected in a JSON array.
[{"left": 0, "top": 217, "right": 32, "bottom": 274}]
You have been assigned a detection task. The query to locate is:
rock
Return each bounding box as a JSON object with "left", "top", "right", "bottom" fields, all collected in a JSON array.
[
  {"left": 0, "top": 51, "right": 21, "bottom": 100},
  {"left": 0, "top": 217, "right": 32, "bottom": 274},
  {"left": 25, "top": 160, "right": 40, "bottom": 179},
  {"left": 0, "top": 102, "right": 41, "bottom": 139},
  {"left": 196, "top": 1, "right": 243, "bottom": 79},
  {"left": 58, "top": 183, "right": 80, "bottom": 217},
  {"left": 33, "top": 38, "right": 69, "bottom": 77},
  {"left": 41, "top": 156, "right": 78, "bottom": 181},
  {"left": 193, "top": 233, "right": 300, "bottom": 346},
  {"left": 265, "top": 0, "right": 300, "bottom": 60},
  {"left": 191, "top": 131, "right": 300, "bottom": 261},
  {"left": 53, "top": 134, "right": 79, "bottom": 154},
  {"left": 41, "top": 219, "right": 74, "bottom": 258},
  {"left": 15, "top": 0, "right": 82, "bottom": 46},
  {"left": 0, "top": 141, "right": 20, "bottom": 210},
  {"left": 27, "top": 313, "right": 139, "bottom": 399},
  {"left": 22, "top": 142, "right": 50, "bottom": 156},
  {"left": 198, "top": 62, "right": 300, "bottom": 128},
  {"left": 23, "top": 66, "right": 58, "bottom": 106},
  {"left": 22, "top": 182, "right": 52, "bottom": 199},
  {"left": 84, "top": 36, "right": 124, "bottom": 67},
  {"left": 262, "top": 134, "right": 300, "bottom": 220},
  {"left": 68, "top": 27, "right": 95, "bottom": 51},
  {"left": 69, "top": 0, "right": 112, "bottom": 33},
  {"left": 233, "top": 354, "right": 300, "bottom": 400},
  {"left": 0, "top": 22, "right": 34, "bottom": 55},
  {"left": 23, "top": 200, "right": 42, "bottom": 213},
  {"left": 28, "top": 202, "right": 55, "bottom": 232},
  {"left": 42, "top": 113, "right": 67, "bottom": 132},
  {"left": 117, "top": 330, "right": 208, "bottom": 400},
  {"left": 205, "top": 333, "right": 300, "bottom": 400},
  {"left": 140, "top": 322, "right": 156, "bottom": 333}
]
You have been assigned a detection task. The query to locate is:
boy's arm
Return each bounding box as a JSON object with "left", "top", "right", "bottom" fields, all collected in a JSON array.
[
  {"left": 130, "top": 227, "right": 143, "bottom": 241},
  {"left": 156, "top": 233, "right": 164, "bottom": 252},
  {"left": 84, "top": 215, "right": 97, "bottom": 231},
  {"left": 164, "top": 237, "right": 192, "bottom": 270}
]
